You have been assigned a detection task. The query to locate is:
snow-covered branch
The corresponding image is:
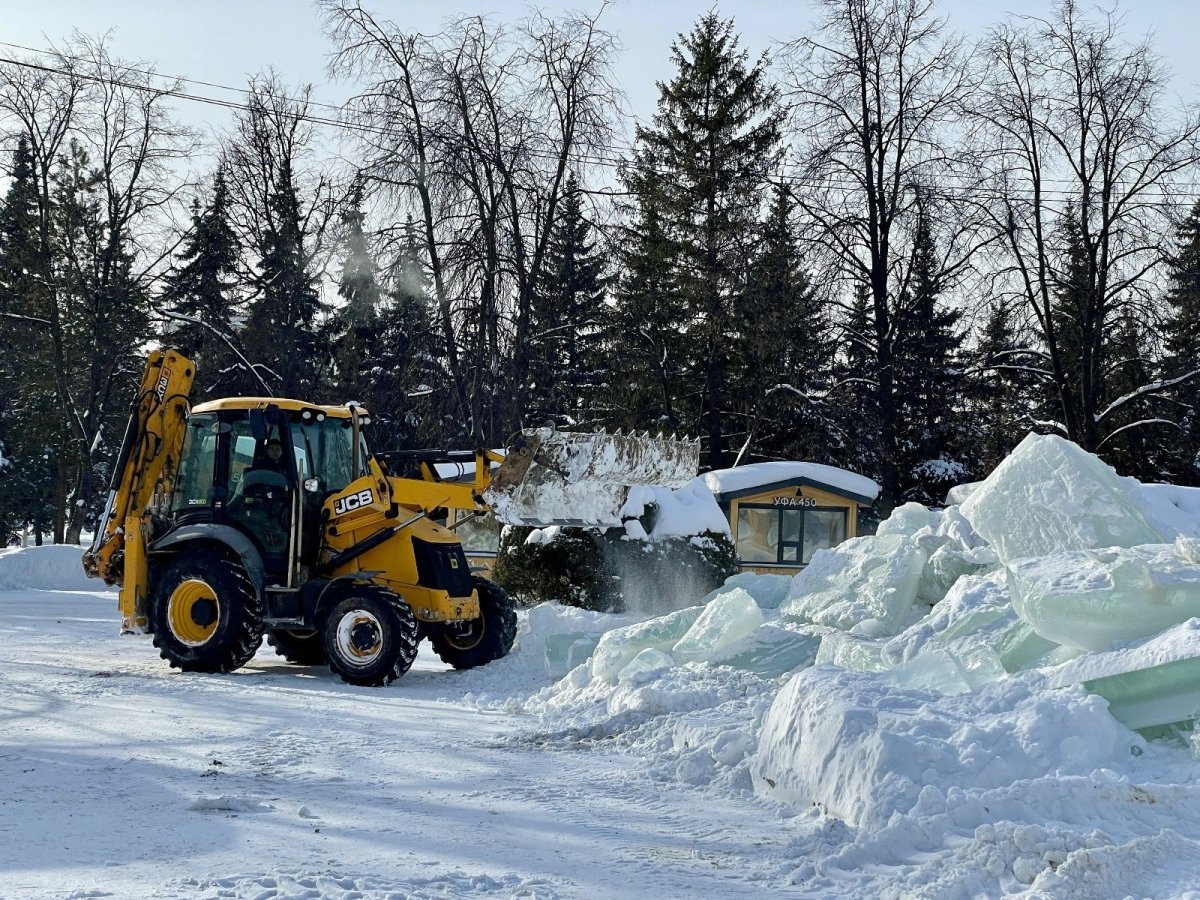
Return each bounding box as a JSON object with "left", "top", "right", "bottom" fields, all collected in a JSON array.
[
  {"left": 1098, "top": 418, "right": 1180, "bottom": 448},
  {"left": 1094, "top": 368, "right": 1200, "bottom": 425},
  {"left": 154, "top": 309, "right": 275, "bottom": 396}
]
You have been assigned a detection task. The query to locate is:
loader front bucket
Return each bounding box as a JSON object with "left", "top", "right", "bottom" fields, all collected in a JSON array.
[{"left": 484, "top": 428, "right": 700, "bottom": 527}]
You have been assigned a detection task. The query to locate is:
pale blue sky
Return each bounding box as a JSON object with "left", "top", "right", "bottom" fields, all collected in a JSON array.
[{"left": 2, "top": 0, "right": 1197, "bottom": 143}]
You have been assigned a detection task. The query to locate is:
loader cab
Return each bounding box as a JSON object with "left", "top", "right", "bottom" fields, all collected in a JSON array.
[{"left": 171, "top": 399, "right": 367, "bottom": 579}]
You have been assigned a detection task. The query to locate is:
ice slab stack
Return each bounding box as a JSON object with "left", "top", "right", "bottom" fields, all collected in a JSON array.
[
  {"left": 590, "top": 606, "right": 704, "bottom": 682},
  {"left": 781, "top": 533, "right": 926, "bottom": 635},
  {"left": 1007, "top": 538, "right": 1200, "bottom": 651},
  {"left": 960, "top": 433, "right": 1163, "bottom": 563},
  {"left": 696, "top": 572, "right": 792, "bottom": 610},
  {"left": 673, "top": 588, "right": 764, "bottom": 663},
  {"left": 1046, "top": 619, "right": 1200, "bottom": 729}
]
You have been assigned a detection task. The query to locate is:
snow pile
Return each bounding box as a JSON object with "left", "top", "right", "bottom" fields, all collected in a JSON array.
[
  {"left": 7, "top": 426, "right": 1200, "bottom": 898},
  {"left": 505, "top": 432, "right": 1200, "bottom": 896},
  {"left": 0, "top": 544, "right": 108, "bottom": 592},
  {"left": 619, "top": 478, "right": 730, "bottom": 539}
]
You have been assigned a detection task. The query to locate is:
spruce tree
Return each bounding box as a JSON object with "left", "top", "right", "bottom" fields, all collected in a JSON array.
[
  {"left": 607, "top": 191, "right": 686, "bottom": 433},
  {"left": 241, "top": 159, "right": 326, "bottom": 399},
  {"left": 623, "top": 13, "right": 783, "bottom": 467},
  {"left": 0, "top": 136, "right": 55, "bottom": 543},
  {"left": 162, "top": 168, "right": 243, "bottom": 398},
  {"left": 1160, "top": 201, "right": 1200, "bottom": 484},
  {"left": 894, "top": 203, "right": 968, "bottom": 504},
  {"left": 527, "top": 174, "right": 608, "bottom": 428},
  {"left": 1103, "top": 311, "right": 1164, "bottom": 480},
  {"left": 366, "top": 218, "right": 450, "bottom": 451},
  {"left": 965, "top": 297, "right": 1038, "bottom": 475},
  {"left": 735, "top": 183, "right": 834, "bottom": 463},
  {"left": 330, "top": 185, "right": 382, "bottom": 404}
]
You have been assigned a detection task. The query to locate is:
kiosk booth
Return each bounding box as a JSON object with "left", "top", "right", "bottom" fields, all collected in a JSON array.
[{"left": 701, "top": 462, "right": 880, "bottom": 575}]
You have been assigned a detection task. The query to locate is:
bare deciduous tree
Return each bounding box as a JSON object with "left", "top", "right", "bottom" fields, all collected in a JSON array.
[
  {"left": 0, "top": 36, "right": 195, "bottom": 542},
  {"left": 783, "top": 0, "right": 979, "bottom": 510},
  {"left": 221, "top": 72, "right": 346, "bottom": 397},
  {"left": 976, "top": 0, "right": 1200, "bottom": 454},
  {"left": 321, "top": 0, "right": 621, "bottom": 443}
]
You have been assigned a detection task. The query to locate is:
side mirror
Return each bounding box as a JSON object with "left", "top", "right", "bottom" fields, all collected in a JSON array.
[
  {"left": 249, "top": 408, "right": 267, "bottom": 441},
  {"left": 303, "top": 478, "right": 320, "bottom": 494}
]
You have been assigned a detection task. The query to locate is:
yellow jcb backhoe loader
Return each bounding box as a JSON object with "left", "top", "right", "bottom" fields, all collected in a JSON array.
[{"left": 81, "top": 350, "right": 697, "bottom": 686}]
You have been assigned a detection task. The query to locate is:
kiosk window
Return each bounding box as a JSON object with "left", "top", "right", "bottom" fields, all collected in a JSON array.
[
  {"left": 735, "top": 507, "right": 777, "bottom": 562},
  {"left": 734, "top": 504, "right": 847, "bottom": 566}
]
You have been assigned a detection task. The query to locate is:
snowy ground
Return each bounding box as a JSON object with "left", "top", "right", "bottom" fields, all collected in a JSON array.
[
  {"left": 0, "top": 581, "right": 809, "bottom": 900},
  {"left": 6, "top": 569, "right": 1200, "bottom": 900}
]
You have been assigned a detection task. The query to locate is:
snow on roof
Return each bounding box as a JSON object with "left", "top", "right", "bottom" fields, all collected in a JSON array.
[{"left": 701, "top": 461, "right": 881, "bottom": 502}]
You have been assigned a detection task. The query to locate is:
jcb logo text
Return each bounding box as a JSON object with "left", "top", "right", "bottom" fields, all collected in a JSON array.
[{"left": 333, "top": 489, "right": 374, "bottom": 515}]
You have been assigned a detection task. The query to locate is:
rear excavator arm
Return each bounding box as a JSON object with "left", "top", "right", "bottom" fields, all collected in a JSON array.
[{"left": 82, "top": 350, "right": 195, "bottom": 631}]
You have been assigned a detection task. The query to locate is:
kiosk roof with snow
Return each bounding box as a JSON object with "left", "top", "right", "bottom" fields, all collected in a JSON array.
[
  {"left": 702, "top": 462, "right": 881, "bottom": 573},
  {"left": 702, "top": 462, "right": 881, "bottom": 506}
]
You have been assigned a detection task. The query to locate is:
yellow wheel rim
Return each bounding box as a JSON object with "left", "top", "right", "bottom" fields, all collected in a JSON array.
[{"left": 167, "top": 579, "right": 220, "bottom": 646}]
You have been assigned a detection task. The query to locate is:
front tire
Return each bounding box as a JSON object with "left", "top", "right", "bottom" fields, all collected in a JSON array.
[
  {"left": 150, "top": 549, "right": 264, "bottom": 673},
  {"left": 322, "top": 585, "right": 419, "bottom": 686},
  {"left": 267, "top": 629, "right": 326, "bottom": 665},
  {"left": 430, "top": 577, "right": 517, "bottom": 670}
]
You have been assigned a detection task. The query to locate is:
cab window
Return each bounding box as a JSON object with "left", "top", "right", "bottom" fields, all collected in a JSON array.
[
  {"left": 290, "top": 415, "right": 357, "bottom": 492},
  {"left": 172, "top": 415, "right": 218, "bottom": 511}
]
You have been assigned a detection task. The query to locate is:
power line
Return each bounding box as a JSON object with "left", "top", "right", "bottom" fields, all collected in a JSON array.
[
  {"left": 0, "top": 44, "right": 1196, "bottom": 205},
  {"left": 0, "top": 39, "right": 354, "bottom": 117}
]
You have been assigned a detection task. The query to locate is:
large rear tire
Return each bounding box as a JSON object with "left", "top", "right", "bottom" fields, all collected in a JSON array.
[
  {"left": 150, "top": 549, "right": 264, "bottom": 673},
  {"left": 430, "top": 577, "right": 517, "bottom": 670},
  {"left": 267, "top": 629, "right": 325, "bottom": 665},
  {"left": 321, "top": 585, "right": 419, "bottom": 686}
]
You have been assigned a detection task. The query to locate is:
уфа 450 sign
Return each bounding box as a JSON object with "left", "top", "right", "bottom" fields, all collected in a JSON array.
[{"left": 773, "top": 496, "right": 817, "bottom": 508}]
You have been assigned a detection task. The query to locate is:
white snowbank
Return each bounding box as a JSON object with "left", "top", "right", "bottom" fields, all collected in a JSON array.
[
  {"left": 0, "top": 544, "right": 108, "bottom": 592},
  {"left": 701, "top": 460, "right": 880, "bottom": 501},
  {"left": 498, "top": 432, "right": 1200, "bottom": 896},
  {"left": 751, "top": 667, "right": 1126, "bottom": 830}
]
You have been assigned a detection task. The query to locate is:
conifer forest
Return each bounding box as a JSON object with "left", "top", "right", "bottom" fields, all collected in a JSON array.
[{"left": 2, "top": 0, "right": 1199, "bottom": 545}]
